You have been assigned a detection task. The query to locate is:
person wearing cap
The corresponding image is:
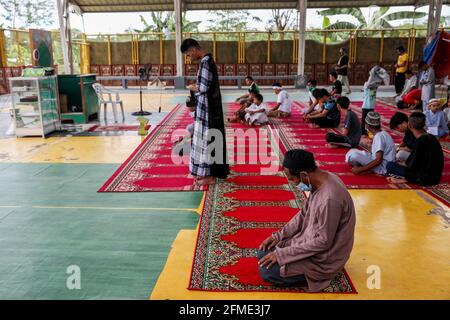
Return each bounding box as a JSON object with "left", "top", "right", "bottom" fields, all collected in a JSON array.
[
  {"left": 235, "top": 76, "right": 260, "bottom": 104},
  {"left": 424, "top": 98, "right": 449, "bottom": 138},
  {"left": 268, "top": 83, "right": 293, "bottom": 118},
  {"left": 386, "top": 112, "right": 444, "bottom": 186},
  {"left": 394, "top": 46, "right": 409, "bottom": 95},
  {"left": 305, "top": 88, "right": 341, "bottom": 128},
  {"left": 258, "top": 149, "right": 356, "bottom": 292},
  {"left": 181, "top": 38, "right": 230, "bottom": 185},
  {"left": 345, "top": 111, "right": 396, "bottom": 175}
]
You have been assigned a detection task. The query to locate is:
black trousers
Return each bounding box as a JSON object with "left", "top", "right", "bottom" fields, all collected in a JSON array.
[
  {"left": 361, "top": 109, "right": 371, "bottom": 136},
  {"left": 312, "top": 117, "right": 339, "bottom": 128},
  {"left": 326, "top": 132, "right": 354, "bottom": 148},
  {"left": 395, "top": 72, "right": 406, "bottom": 94}
]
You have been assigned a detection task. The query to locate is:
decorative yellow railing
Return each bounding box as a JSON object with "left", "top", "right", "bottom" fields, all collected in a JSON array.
[{"left": 1, "top": 27, "right": 449, "bottom": 69}]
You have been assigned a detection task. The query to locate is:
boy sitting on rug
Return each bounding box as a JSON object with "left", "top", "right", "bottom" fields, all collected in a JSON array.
[
  {"left": 268, "top": 82, "right": 293, "bottom": 118},
  {"left": 303, "top": 80, "right": 320, "bottom": 118},
  {"left": 305, "top": 89, "right": 341, "bottom": 128},
  {"left": 386, "top": 112, "right": 444, "bottom": 186},
  {"left": 329, "top": 71, "right": 342, "bottom": 99},
  {"left": 244, "top": 93, "right": 269, "bottom": 126},
  {"left": 345, "top": 111, "right": 396, "bottom": 175},
  {"left": 325, "top": 96, "right": 361, "bottom": 148},
  {"left": 228, "top": 87, "right": 258, "bottom": 123},
  {"left": 389, "top": 112, "right": 416, "bottom": 162},
  {"left": 258, "top": 149, "right": 356, "bottom": 292},
  {"left": 424, "top": 98, "right": 449, "bottom": 138}
]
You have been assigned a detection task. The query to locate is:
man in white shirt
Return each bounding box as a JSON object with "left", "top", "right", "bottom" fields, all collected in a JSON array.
[
  {"left": 345, "top": 111, "right": 396, "bottom": 175},
  {"left": 268, "top": 82, "right": 293, "bottom": 118}
]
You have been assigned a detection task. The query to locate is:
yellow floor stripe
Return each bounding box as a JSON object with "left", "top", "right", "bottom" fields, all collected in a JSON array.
[{"left": 195, "top": 192, "right": 207, "bottom": 215}]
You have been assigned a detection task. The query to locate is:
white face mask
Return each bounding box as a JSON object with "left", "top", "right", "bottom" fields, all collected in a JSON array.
[{"left": 296, "top": 172, "right": 312, "bottom": 192}]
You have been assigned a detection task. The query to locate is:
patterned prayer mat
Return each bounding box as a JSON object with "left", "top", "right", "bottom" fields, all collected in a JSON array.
[
  {"left": 189, "top": 110, "right": 357, "bottom": 293},
  {"left": 98, "top": 104, "right": 208, "bottom": 192},
  {"left": 189, "top": 163, "right": 357, "bottom": 293}
]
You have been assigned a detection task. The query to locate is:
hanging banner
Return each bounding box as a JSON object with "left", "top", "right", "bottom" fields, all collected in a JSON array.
[{"left": 29, "top": 29, "right": 54, "bottom": 67}]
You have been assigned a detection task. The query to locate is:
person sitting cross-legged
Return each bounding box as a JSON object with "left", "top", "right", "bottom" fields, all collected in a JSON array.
[
  {"left": 267, "top": 82, "right": 293, "bottom": 118},
  {"left": 389, "top": 112, "right": 416, "bottom": 162},
  {"left": 303, "top": 79, "right": 319, "bottom": 118},
  {"left": 244, "top": 93, "right": 269, "bottom": 126},
  {"left": 325, "top": 96, "right": 361, "bottom": 148},
  {"left": 257, "top": 149, "right": 356, "bottom": 292},
  {"left": 386, "top": 112, "right": 444, "bottom": 186},
  {"left": 305, "top": 88, "right": 341, "bottom": 128},
  {"left": 424, "top": 98, "right": 449, "bottom": 138},
  {"left": 345, "top": 111, "right": 396, "bottom": 175}
]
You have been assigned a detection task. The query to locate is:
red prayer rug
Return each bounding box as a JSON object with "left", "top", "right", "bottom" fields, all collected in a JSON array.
[
  {"left": 98, "top": 104, "right": 207, "bottom": 192},
  {"left": 189, "top": 167, "right": 357, "bottom": 293},
  {"left": 189, "top": 105, "right": 356, "bottom": 293},
  {"left": 88, "top": 124, "right": 151, "bottom": 132}
]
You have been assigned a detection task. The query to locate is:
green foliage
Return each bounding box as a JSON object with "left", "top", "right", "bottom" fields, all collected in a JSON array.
[
  {"left": 317, "top": 6, "right": 426, "bottom": 31},
  {"left": 129, "top": 12, "right": 201, "bottom": 34},
  {"left": 0, "top": 0, "right": 54, "bottom": 29}
]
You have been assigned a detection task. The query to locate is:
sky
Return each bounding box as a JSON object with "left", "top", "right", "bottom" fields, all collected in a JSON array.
[
  {"left": 76, "top": 6, "right": 450, "bottom": 34},
  {"left": 1, "top": 4, "right": 450, "bottom": 34}
]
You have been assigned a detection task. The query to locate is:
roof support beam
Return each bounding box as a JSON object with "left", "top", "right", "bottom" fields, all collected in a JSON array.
[
  {"left": 174, "top": 0, "right": 184, "bottom": 77},
  {"left": 297, "top": 0, "right": 307, "bottom": 78},
  {"left": 427, "top": 0, "right": 443, "bottom": 43}
]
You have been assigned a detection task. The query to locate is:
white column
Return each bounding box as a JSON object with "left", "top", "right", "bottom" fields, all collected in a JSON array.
[
  {"left": 56, "top": 0, "right": 73, "bottom": 74},
  {"left": 174, "top": 0, "right": 183, "bottom": 77},
  {"left": 297, "top": 0, "right": 307, "bottom": 76},
  {"left": 427, "top": 0, "right": 443, "bottom": 43}
]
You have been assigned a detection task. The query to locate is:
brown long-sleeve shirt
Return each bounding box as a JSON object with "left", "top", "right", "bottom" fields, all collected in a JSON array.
[{"left": 273, "top": 173, "right": 356, "bottom": 292}]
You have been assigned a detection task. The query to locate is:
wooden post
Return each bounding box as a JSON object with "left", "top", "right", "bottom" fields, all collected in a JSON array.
[
  {"left": 159, "top": 33, "right": 164, "bottom": 65},
  {"left": 0, "top": 29, "right": 6, "bottom": 67},
  {"left": 267, "top": 32, "right": 271, "bottom": 64},
  {"left": 379, "top": 30, "right": 384, "bottom": 63}
]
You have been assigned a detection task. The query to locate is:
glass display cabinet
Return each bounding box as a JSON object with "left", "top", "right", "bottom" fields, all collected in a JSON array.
[{"left": 9, "top": 76, "right": 60, "bottom": 137}]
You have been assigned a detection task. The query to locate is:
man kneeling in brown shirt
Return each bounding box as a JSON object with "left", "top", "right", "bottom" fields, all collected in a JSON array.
[{"left": 258, "top": 149, "right": 356, "bottom": 292}]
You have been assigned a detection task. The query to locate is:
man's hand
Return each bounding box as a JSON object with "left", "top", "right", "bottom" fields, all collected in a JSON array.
[
  {"left": 258, "top": 252, "right": 278, "bottom": 269},
  {"left": 352, "top": 166, "right": 364, "bottom": 175},
  {"left": 259, "top": 236, "right": 279, "bottom": 251},
  {"left": 187, "top": 84, "right": 198, "bottom": 92}
]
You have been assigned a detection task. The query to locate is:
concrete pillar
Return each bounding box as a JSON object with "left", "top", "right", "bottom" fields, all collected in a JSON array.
[
  {"left": 174, "top": 0, "right": 184, "bottom": 78},
  {"left": 296, "top": 0, "right": 307, "bottom": 87},
  {"left": 56, "top": 0, "right": 73, "bottom": 74},
  {"left": 427, "top": 0, "right": 443, "bottom": 43}
]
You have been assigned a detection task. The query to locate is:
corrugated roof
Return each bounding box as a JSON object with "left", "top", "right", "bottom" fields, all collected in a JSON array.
[{"left": 70, "top": 0, "right": 449, "bottom": 13}]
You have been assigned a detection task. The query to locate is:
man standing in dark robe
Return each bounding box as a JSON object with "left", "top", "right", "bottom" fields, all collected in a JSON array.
[{"left": 180, "top": 38, "right": 229, "bottom": 185}]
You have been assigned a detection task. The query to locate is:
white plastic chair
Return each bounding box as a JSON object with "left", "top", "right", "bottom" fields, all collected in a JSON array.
[{"left": 92, "top": 83, "right": 125, "bottom": 123}]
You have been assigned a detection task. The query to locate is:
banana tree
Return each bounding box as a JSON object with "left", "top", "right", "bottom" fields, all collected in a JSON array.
[{"left": 318, "top": 6, "right": 427, "bottom": 36}]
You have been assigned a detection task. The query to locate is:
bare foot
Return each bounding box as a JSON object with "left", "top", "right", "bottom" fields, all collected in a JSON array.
[
  {"left": 309, "top": 124, "right": 320, "bottom": 129},
  {"left": 387, "top": 177, "right": 407, "bottom": 184},
  {"left": 194, "top": 176, "right": 216, "bottom": 186}
]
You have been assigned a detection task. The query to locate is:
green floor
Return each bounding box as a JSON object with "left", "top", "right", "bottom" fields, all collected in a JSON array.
[{"left": 0, "top": 163, "right": 202, "bottom": 299}]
